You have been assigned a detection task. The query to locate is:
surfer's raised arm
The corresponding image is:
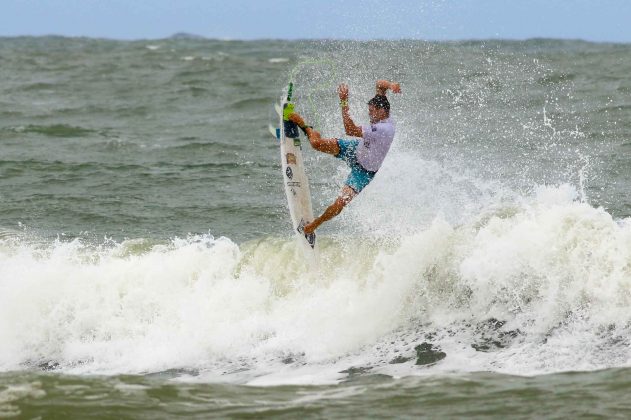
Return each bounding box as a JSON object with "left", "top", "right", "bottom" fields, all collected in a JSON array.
[{"left": 338, "top": 84, "right": 362, "bottom": 137}]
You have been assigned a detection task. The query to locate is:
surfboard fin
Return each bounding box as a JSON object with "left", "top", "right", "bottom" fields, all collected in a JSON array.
[
  {"left": 304, "top": 231, "right": 316, "bottom": 248},
  {"left": 268, "top": 124, "right": 280, "bottom": 140}
]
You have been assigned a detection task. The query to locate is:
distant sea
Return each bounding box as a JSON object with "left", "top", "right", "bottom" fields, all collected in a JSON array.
[{"left": 1, "top": 36, "right": 631, "bottom": 418}]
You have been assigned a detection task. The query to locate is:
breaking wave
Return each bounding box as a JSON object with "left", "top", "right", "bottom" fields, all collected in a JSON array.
[{"left": 1, "top": 184, "right": 630, "bottom": 384}]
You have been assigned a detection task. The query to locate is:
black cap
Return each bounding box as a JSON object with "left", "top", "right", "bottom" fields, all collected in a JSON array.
[{"left": 367, "top": 95, "right": 390, "bottom": 111}]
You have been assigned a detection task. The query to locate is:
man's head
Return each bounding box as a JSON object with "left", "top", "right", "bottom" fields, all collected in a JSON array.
[{"left": 367, "top": 95, "right": 390, "bottom": 123}]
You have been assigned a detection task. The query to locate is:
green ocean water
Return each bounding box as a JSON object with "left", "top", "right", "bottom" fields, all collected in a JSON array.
[
  {"left": 1, "top": 36, "right": 631, "bottom": 418},
  {"left": 3, "top": 369, "right": 631, "bottom": 418}
]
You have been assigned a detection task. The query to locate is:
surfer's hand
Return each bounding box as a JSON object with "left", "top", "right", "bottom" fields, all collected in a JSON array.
[
  {"left": 376, "top": 80, "right": 401, "bottom": 95},
  {"left": 288, "top": 113, "right": 305, "bottom": 128},
  {"left": 337, "top": 84, "right": 349, "bottom": 100}
]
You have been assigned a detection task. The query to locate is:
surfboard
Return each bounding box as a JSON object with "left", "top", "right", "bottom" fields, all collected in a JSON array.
[{"left": 269, "top": 83, "right": 317, "bottom": 251}]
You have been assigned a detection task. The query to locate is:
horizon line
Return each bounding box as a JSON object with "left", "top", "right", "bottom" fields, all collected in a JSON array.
[{"left": 1, "top": 33, "right": 630, "bottom": 45}]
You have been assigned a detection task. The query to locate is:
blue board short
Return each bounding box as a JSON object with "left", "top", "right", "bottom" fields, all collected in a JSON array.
[{"left": 336, "top": 139, "right": 377, "bottom": 193}]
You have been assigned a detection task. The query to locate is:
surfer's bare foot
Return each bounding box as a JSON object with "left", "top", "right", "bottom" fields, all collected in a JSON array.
[{"left": 303, "top": 222, "right": 316, "bottom": 235}]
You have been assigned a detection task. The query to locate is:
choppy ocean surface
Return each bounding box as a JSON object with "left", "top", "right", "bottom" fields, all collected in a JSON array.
[{"left": 1, "top": 36, "right": 631, "bottom": 418}]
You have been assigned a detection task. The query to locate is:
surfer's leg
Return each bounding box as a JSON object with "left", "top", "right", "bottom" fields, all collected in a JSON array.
[
  {"left": 304, "top": 158, "right": 376, "bottom": 233},
  {"left": 304, "top": 186, "right": 357, "bottom": 234},
  {"left": 309, "top": 136, "right": 340, "bottom": 156},
  {"left": 288, "top": 113, "right": 340, "bottom": 155}
]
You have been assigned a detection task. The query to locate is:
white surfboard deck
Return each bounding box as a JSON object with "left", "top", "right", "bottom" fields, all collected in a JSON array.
[{"left": 271, "top": 85, "right": 318, "bottom": 253}]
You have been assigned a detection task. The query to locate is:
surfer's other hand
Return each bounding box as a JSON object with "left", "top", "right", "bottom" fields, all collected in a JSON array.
[
  {"left": 288, "top": 113, "right": 305, "bottom": 127},
  {"left": 337, "top": 84, "right": 349, "bottom": 100},
  {"left": 376, "top": 80, "right": 401, "bottom": 95}
]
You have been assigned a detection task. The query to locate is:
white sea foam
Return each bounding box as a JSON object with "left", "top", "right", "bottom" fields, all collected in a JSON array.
[{"left": 1, "top": 186, "right": 630, "bottom": 383}]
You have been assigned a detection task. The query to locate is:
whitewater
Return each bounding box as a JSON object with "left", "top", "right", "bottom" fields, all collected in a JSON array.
[{"left": 2, "top": 180, "right": 630, "bottom": 384}]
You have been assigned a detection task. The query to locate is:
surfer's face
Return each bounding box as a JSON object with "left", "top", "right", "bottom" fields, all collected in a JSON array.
[{"left": 368, "top": 104, "right": 388, "bottom": 123}]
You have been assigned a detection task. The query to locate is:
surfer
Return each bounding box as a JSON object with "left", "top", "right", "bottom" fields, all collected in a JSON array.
[{"left": 289, "top": 80, "right": 401, "bottom": 234}]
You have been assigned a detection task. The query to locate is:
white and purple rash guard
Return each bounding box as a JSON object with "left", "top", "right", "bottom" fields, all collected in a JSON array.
[{"left": 356, "top": 117, "right": 395, "bottom": 172}]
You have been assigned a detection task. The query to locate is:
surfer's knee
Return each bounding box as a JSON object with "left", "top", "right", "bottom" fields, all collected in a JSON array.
[{"left": 340, "top": 186, "right": 357, "bottom": 204}]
